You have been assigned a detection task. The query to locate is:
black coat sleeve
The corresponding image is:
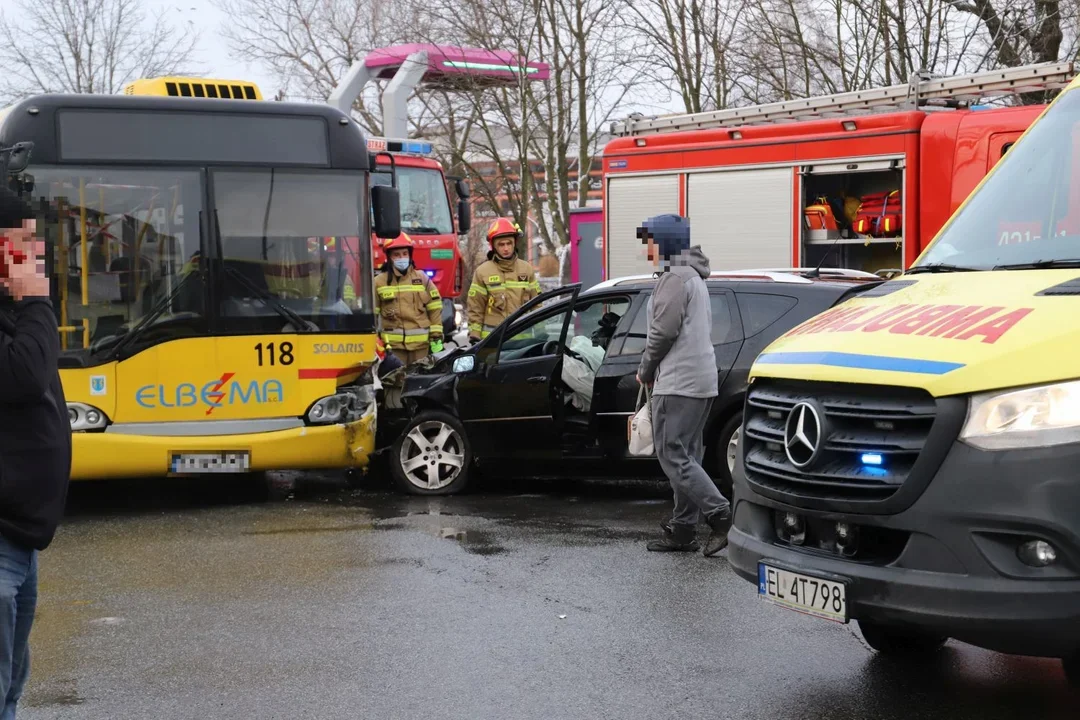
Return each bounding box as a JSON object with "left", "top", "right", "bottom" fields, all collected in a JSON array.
[{"left": 0, "top": 298, "right": 60, "bottom": 402}]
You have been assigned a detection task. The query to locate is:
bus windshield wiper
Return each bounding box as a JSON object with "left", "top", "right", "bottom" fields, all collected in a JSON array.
[
  {"left": 993, "top": 259, "right": 1080, "bottom": 270},
  {"left": 905, "top": 263, "right": 982, "bottom": 275},
  {"left": 222, "top": 264, "right": 317, "bottom": 333},
  {"left": 404, "top": 225, "right": 444, "bottom": 234},
  {"left": 213, "top": 209, "right": 315, "bottom": 332},
  {"left": 106, "top": 271, "right": 197, "bottom": 359}
]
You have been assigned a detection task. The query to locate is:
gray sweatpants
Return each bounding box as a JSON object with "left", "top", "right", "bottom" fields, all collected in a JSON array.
[{"left": 652, "top": 394, "right": 731, "bottom": 527}]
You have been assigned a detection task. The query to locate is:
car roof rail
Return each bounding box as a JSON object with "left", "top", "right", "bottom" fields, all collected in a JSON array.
[{"left": 586, "top": 267, "right": 880, "bottom": 291}]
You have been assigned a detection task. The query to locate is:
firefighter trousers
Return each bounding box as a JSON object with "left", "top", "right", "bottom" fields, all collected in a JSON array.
[{"left": 391, "top": 347, "right": 430, "bottom": 366}]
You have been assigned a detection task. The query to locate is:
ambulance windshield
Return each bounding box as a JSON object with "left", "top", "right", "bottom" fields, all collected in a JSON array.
[{"left": 917, "top": 89, "right": 1080, "bottom": 271}]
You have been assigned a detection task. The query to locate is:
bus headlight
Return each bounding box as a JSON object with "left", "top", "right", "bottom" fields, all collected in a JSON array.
[
  {"left": 962, "top": 380, "right": 1080, "bottom": 450},
  {"left": 68, "top": 402, "right": 109, "bottom": 432},
  {"left": 305, "top": 387, "right": 375, "bottom": 425}
]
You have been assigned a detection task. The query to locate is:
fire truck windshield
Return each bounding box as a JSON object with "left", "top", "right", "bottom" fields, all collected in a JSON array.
[
  {"left": 917, "top": 89, "right": 1080, "bottom": 271},
  {"left": 372, "top": 166, "right": 453, "bottom": 234}
]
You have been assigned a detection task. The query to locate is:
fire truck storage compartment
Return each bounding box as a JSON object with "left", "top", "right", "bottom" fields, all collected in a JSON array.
[
  {"left": 800, "top": 159, "right": 904, "bottom": 274},
  {"left": 606, "top": 174, "right": 680, "bottom": 278},
  {"left": 686, "top": 167, "right": 793, "bottom": 270}
]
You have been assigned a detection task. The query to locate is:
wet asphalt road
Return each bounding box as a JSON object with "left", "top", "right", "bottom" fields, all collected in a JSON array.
[{"left": 17, "top": 473, "right": 1079, "bottom": 720}]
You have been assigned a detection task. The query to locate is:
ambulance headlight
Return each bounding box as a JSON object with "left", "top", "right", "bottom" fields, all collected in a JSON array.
[
  {"left": 68, "top": 402, "right": 108, "bottom": 432},
  {"left": 961, "top": 380, "right": 1080, "bottom": 450}
]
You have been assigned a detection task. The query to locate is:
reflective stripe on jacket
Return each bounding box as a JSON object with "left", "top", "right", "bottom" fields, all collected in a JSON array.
[
  {"left": 466, "top": 257, "right": 540, "bottom": 339},
  {"left": 375, "top": 266, "right": 443, "bottom": 350}
]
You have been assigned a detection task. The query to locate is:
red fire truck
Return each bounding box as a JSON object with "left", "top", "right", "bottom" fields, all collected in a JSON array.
[
  {"left": 366, "top": 136, "right": 470, "bottom": 305},
  {"left": 602, "top": 62, "right": 1076, "bottom": 279}
]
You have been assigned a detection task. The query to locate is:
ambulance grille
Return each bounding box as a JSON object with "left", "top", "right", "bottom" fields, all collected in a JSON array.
[{"left": 743, "top": 380, "right": 939, "bottom": 506}]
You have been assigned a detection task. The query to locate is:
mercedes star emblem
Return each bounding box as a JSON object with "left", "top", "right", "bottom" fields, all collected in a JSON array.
[{"left": 785, "top": 402, "right": 823, "bottom": 468}]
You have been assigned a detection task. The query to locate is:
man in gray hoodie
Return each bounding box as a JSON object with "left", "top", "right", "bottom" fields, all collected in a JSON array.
[{"left": 635, "top": 214, "right": 732, "bottom": 556}]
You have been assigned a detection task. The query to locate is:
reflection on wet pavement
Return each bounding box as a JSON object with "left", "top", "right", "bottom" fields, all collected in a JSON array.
[{"left": 17, "top": 472, "right": 1080, "bottom": 719}]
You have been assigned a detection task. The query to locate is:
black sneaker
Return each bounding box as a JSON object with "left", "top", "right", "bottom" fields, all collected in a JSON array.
[
  {"left": 703, "top": 509, "right": 732, "bottom": 557},
  {"left": 647, "top": 522, "right": 700, "bottom": 552}
]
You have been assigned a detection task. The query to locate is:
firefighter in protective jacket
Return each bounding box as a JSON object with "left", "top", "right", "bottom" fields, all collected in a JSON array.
[
  {"left": 375, "top": 233, "right": 444, "bottom": 365},
  {"left": 467, "top": 218, "right": 541, "bottom": 342}
]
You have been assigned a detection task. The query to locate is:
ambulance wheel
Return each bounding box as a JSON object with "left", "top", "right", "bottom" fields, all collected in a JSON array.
[
  {"left": 707, "top": 412, "right": 742, "bottom": 501},
  {"left": 391, "top": 410, "right": 472, "bottom": 495},
  {"left": 858, "top": 620, "right": 947, "bottom": 655}
]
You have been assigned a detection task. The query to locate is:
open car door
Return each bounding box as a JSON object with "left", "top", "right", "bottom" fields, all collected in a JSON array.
[{"left": 456, "top": 284, "right": 582, "bottom": 460}]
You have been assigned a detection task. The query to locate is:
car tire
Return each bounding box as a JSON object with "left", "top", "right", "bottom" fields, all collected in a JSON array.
[
  {"left": 858, "top": 620, "right": 947, "bottom": 655},
  {"left": 390, "top": 410, "right": 472, "bottom": 495},
  {"left": 708, "top": 412, "right": 742, "bottom": 501}
]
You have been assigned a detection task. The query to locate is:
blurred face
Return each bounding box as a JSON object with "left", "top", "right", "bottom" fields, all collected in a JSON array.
[
  {"left": 389, "top": 248, "right": 410, "bottom": 262},
  {"left": 644, "top": 237, "right": 660, "bottom": 266},
  {"left": 494, "top": 236, "right": 516, "bottom": 260}
]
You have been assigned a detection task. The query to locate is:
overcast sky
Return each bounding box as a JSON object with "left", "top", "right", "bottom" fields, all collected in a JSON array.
[{"left": 5, "top": 0, "right": 282, "bottom": 97}]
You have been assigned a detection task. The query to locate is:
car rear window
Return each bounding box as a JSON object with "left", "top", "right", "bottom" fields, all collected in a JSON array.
[{"left": 737, "top": 293, "right": 797, "bottom": 336}]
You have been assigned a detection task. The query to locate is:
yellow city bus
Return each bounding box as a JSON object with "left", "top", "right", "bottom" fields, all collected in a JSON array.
[{"left": 0, "top": 80, "right": 401, "bottom": 479}]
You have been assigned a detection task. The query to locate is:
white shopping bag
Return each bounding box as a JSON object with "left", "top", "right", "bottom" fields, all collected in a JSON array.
[{"left": 627, "top": 385, "right": 654, "bottom": 457}]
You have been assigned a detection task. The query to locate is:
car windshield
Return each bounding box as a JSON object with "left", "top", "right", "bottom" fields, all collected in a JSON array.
[
  {"left": 372, "top": 166, "right": 453, "bottom": 234},
  {"left": 916, "top": 89, "right": 1080, "bottom": 270}
]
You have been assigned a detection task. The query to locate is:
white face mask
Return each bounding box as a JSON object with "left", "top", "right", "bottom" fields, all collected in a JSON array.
[{"left": 392, "top": 258, "right": 410, "bottom": 273}]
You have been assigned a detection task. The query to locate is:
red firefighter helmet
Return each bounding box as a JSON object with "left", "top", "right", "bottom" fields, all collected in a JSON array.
[
  {"left": 486, "top": 218, "right": 521, "bottom": 248},
  {"left": 383, "top": 232, "right": 414, "bottom": 251}
]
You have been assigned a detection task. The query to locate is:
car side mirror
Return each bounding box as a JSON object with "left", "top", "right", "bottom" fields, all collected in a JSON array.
[
  {"left": 371, "top": 185, "right": 401, "bottom": 239},
  {"left": 452, "top": 355, "right": 475, "bottom": 374},
  {"left": 457, "top": 198, "right": 471, "bottom": 234}
]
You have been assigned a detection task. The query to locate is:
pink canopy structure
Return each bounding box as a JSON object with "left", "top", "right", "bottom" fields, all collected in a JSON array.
[
  {"left": 363, "top": 44, "right": 550, "bottom": 88},
  {"left": 328, "top": 44, "right": 550, "bottom": 137}
]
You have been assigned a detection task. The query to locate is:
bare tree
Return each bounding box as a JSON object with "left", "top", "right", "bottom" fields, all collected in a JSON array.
[
  {"left": 215, "top": 0, "right": 436, "bottom": 132},
  {"left": 0, "top": 0, "right": 199, "bottom": 101}
]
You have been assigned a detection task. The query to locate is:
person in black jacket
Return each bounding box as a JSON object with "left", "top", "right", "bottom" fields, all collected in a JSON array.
[{"left": 0, "top": 185, "right": 71, "bottom": 718}]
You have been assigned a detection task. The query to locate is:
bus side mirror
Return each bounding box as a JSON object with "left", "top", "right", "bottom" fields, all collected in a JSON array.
[
  {"left": 457, "top": 199, "right": 471, "bottom": 235},
  {"left": 371, "top": 185, "right": 401, "bottom": 239}
]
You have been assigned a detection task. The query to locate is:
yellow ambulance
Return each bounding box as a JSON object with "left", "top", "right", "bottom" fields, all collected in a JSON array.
[{"left": 729, "top": 73, "right": 1080, "bottom": 683}]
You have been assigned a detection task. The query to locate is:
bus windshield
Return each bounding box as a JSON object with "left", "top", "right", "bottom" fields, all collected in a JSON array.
[
  {"left": 372, "top": 166, "right": 453, "bottom": 234},
  {"left": 916, "top": 89, "right": 1080, "bottom": 270},
  {"left": 27, "top": 165, "right": 370, "bottom": 361}
]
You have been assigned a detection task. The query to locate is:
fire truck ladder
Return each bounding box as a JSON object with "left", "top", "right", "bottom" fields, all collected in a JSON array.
[{"left": 611, "top": 62, "right": 1076, "bottom": 136}]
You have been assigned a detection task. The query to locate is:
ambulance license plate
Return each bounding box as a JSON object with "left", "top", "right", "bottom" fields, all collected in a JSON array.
[
  {"left": 170, "top": 452, "right": 250, "bottom": 474},
  {"left": 758, "top": 563, "right": 847, "bottom": 623}
]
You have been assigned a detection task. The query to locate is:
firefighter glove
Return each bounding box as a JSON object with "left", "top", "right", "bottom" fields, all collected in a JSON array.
[{"left": 430, "top": 339, "right": 444, "bottom": 354}]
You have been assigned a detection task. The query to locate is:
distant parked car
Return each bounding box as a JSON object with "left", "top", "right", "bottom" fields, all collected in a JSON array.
[{"left": 377, "top": 269, "right": 882, "bottom": 495}]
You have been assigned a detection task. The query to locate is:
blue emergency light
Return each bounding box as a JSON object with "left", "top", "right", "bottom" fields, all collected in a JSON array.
[
  {"left": 860, "top": 453, "right": 883, "bottom": 466},
  {"left": 367, "top": 136, "right": 434, "bottom": 155},
  {"left": 425, "top": 270, "right": 436, "bottom": 278}
]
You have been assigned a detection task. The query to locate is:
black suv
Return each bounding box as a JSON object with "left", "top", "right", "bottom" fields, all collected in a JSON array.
[{"left": 376, "top": 269, "right": 881, "bottom": 495}]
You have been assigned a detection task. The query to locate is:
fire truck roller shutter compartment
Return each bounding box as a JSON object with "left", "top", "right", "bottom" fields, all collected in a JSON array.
[
  {"left": 606, "top": 174, "right": 680, "bottom": 277},
  {"left": 687, "top": 167, "right": 793, "bottom": 270}
]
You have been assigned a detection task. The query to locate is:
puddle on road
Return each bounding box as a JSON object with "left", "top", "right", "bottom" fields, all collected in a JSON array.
[
  {"left": 24, "top": 688, "right": 87, "bottom": 709},
  {"left": 242, "top": 522, "right": 376, "bottom": 537},
  {"left": 440, "top": 527, "right": 508, "bottom": 556}
]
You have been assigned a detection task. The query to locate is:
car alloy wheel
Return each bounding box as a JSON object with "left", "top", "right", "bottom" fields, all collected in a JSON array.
[{"left": 398, "top": 419, "right": 467, "bottom": 491}]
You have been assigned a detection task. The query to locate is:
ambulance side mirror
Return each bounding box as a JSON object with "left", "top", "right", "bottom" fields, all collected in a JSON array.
[{"left": 371, "top": 185, "right": 401, "bottom": 239}]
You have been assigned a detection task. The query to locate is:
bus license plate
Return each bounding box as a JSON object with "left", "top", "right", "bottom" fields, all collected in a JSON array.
[
  {"left": 758, "top": 563, "right": 847, "bottom": 623},
  {"left": 170, "top": 452, "right": 250, "bottom": 475}
]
